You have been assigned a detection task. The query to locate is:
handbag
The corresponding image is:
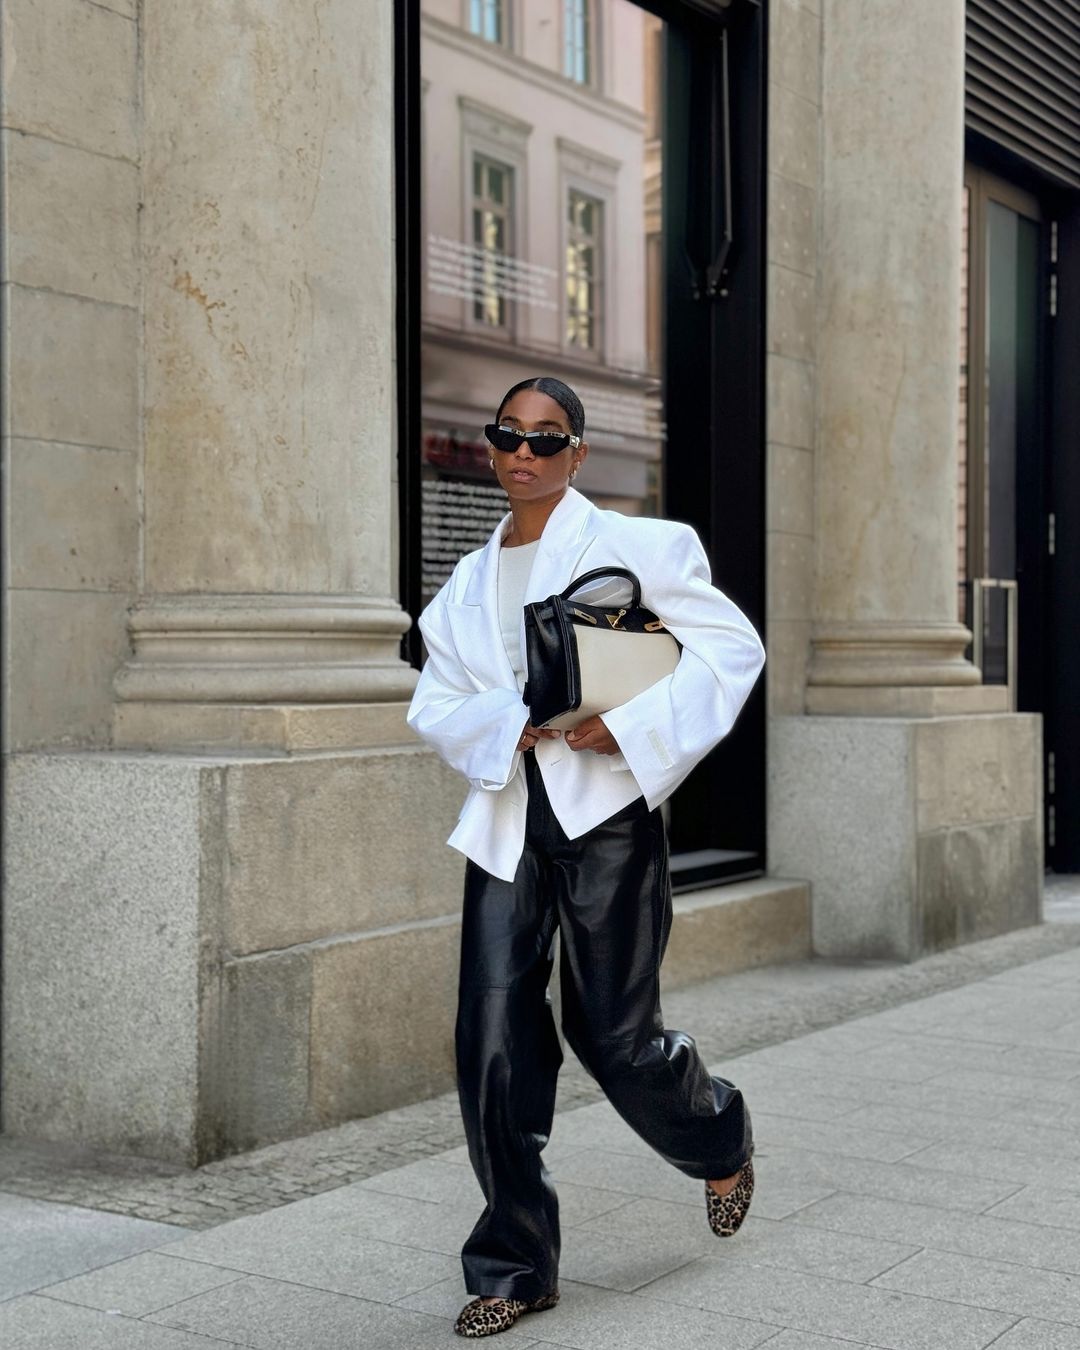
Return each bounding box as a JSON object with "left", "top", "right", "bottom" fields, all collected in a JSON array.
[{"left": 522, "top": 567, "right": 682, "bottom": 730}]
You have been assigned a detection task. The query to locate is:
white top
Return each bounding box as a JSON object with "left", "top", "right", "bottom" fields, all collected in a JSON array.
[{"left": 497, "top": 537, "right": 541, "bottom": 694}]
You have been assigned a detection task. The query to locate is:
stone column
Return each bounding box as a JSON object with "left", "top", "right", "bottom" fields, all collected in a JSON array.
[
  {"left": 807, "top": 0, "right": 1001, "bottom": 716},
  {"left": 113, "top": 0, "right": 415, "bottom": 750}
]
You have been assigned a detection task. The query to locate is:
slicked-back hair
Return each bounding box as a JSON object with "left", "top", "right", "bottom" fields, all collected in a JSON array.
[{"left": 495, "top": 376, "right": 585, "bottom": 439}]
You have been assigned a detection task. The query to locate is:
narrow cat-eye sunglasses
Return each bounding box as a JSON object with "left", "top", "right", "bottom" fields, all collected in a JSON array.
[{"left": 484, "top": 423, "right": 582, "bottom": 457}]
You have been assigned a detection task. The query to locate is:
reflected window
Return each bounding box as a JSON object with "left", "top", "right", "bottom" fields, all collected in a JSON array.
[
  {"left": 566, "top": 188, "right": 603, "bottom": 351},
  {"left": 564, "top": 0, "right": 592, "bottom": 84},
  {"left": 470, "top": 0, "right": 505, "bottom": 45},
  {"left": 472, "top": 155, "right": 513, "bottom": 328}
]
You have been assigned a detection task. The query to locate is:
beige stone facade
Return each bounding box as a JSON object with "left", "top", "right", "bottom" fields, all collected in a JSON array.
[{"left": 2, "top": 0, "right": 1042, "bottom": 1163}]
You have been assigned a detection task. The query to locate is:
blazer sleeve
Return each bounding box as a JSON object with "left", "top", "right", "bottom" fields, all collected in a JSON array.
[
  {"left": 598, "top": 522, "right": 766, "bottom": 810},
  {"left": 405, "top": 587, "right": 531, "bottom": 792}
]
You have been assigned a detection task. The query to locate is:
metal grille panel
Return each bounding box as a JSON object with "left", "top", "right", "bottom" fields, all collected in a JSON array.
[{"left": 966, "top": 0, "right": 1080, "bottom": 188}]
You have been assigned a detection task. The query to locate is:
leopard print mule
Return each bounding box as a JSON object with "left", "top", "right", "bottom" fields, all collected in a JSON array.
[
  {"left": 705, "top": 1157, "right": 755, "bottom": 1237},
  {"left": 454, "top": 1289, "right": 560, "bottom": 1338}
]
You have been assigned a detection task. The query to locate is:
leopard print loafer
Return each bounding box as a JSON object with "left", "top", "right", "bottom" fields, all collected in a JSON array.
[
  {"left": 454, "top": 1289, "right": 560, "bottom": 1338},
  {"left": 705, "top": 1157, "right": 755, "bottom": 1237}
]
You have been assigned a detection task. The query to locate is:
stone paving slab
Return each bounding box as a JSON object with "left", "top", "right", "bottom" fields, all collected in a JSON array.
[
  {"left": 3, "top": 917, "right": 1079, "bottom": 1229},
  {"left": 6, "top": 939, "right": 1080, "bottom": 1346},
  {"left": 0, "top": 1191, "right": 187, "bottom": 1302}
]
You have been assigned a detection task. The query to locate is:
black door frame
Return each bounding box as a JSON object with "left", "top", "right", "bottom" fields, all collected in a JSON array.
[
  {"left": 394, "top": 0, "right": 767, "bottom": 890},
  {"left": 965, "top": 130, "right": 1080, "bottom": 871}
]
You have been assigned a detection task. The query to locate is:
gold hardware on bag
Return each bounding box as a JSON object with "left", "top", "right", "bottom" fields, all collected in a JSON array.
[
  {"left": 644, "top": 619, "right": 666, "bottom": 632},
  {"left": 571, "top": 608, "right": 599, "bottom": 624},
  {"left": 606, "top": 608, "right": 628, "bottom": 630}
]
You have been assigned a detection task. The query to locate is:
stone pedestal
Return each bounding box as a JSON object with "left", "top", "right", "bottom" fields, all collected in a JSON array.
[
  {"left": 2, "top": 749, "right": 465, "bottom": 1165},
  {"left": 769, "top": 715, "right": 1043, "bottom": 961}
]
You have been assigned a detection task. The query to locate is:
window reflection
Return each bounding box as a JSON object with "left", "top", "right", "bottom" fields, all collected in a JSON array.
[
  {"left": 566, "top": 189, "right": 602, "bottom": 351},
  {"left": 420, "top": 0, "right": 666, "bottom": 604}
]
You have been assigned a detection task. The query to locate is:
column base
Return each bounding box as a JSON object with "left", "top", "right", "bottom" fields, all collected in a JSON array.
[
  {"left": 113, "top": 700, "right": 418, "bottom": 752},
  {"left": 112, "top": 595, "right": 418, "bottom": 749},
  {"left": 806, "top": 685, "right": 1009, "bottom": 716}
]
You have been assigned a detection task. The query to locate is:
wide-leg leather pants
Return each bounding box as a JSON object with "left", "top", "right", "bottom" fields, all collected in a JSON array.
[{"left": 455, "top": 749, "right": 752, "bottom": 1301}]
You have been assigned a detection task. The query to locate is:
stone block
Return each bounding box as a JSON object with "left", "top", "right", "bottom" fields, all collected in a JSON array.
[
  {"left": 767, "top": 352, "right": 815, "bottom": 450},
  {"left": 4, "top": 588, "right": 132, "bottom": 750},
  {"left": 769, "top": 717, "right": 920, "bottom": 959},
  {"left": 1, "top": 0, "right": 137, "bottom": 160},
  {"left": 765, "top": 619, "right": 811, "bottom": 716},
  {"left": 220, "top": 748, "right": 465, "bottom": 954},
  {"left": 768, "top": 84, "right": 819, "bottom": 189},
  {"left": 918, "top": 817, "right": 1042, "bottom": 952},
  {"left": 767, "top": 442, "right": 814, "bottom": 536},
  {"left": 199, "top": 950, "right": 314, "bottom": 1157},
  {"left": 767, "top": 529, "right": 814, "bottom": 621},
  {"left": 916, "top": 713, "right": 1041, "bottom": 830},
  {"left": 768, "top": 172, "right": 816, "bottom": 275},
  {"left": 768, "top": 262, "right": 817, "bottom": 363},
  {"left": 770, "top": 714, "right": 1043, "bottom": 960},
  {"left": 2, "top": 130, "right": 138, "bottom": 306},
  {"left": 2, "top": 756, "right": 206, "bottom": 1161},
  {"left": 660, "top": 879, "right": 811, "bottom": 989},
  {"left": 770, "top": 0, "right": 822, "bottom": 105},
  {"left": 7, "top": 286, "right": 138, "bottom": 449},
  {"left": 8, "top": 439, "right": 138, "bottom": 590},
  {"left": 308, "top": 919, "right": 460, "bottom": 1122}
]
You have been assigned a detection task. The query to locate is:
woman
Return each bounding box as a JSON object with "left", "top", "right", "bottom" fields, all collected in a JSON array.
[{"left": 405, "top": 377, "right": 766, "bottom": 1339}]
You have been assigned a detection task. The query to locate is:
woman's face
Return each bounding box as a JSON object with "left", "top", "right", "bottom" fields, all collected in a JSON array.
[{"left": 491, "top": 389, "right": 588, "bottom": 501}]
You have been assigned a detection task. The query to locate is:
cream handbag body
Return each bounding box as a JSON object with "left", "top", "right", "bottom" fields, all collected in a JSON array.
[{"left": 522, "top": 567, "right": 682, "bottom": 731}]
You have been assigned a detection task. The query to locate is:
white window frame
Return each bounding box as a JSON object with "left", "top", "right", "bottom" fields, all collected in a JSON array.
[
  {"left": 460, "top": 98, "right": 532, "bottom": 341},
  {"left": 463, "top": 0, "right": 518, "bottom": 51},
  {"left": 561, "top": 0, "right": 603, "bottom": 93},
  {"left": 558, "top": 136, "right": 619, "bottom": 364}
]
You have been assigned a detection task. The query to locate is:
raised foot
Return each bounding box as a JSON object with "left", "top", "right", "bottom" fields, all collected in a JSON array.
[{"left": 705, "top": 1158, "right": 755, "bottom": 1238}]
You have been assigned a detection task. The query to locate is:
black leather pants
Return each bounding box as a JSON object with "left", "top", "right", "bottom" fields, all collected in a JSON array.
[{"left": 455, "top": 749, "right": 752, "bottom": 1301}]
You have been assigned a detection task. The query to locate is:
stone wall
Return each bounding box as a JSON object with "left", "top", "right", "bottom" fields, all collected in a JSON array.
[{"left": 2, "top": 0, "right": 140, "bottom": 749}]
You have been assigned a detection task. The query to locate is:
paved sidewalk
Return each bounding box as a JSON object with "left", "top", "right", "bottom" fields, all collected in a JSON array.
[{"left": 4, "top": 941, "right": 1080, "bottom": 1347}]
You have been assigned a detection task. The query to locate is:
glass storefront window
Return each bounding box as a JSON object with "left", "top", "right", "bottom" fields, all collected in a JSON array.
[{"left": 419, "top": 0, "right": 666, "bottom": 607}]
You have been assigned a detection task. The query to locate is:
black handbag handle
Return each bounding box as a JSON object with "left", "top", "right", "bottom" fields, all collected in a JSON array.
[{"left": 560, "top": 567, "right": 641, "bottom": 608}]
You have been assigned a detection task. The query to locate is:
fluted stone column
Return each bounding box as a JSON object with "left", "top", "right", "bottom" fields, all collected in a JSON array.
[
  {"left": 113, "top": 0, "right": 415, "bottom": 749},
  {"left": 807, "top": 0, "right": 1002, "bottom": 716}
]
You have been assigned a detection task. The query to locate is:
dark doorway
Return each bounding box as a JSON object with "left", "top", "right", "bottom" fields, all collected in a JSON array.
[{"left": 395, "top": 0, "right": 766, "bottom": 890}]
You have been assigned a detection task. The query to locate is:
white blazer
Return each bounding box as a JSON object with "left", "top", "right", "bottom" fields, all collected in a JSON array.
[{"left": 405, "top": 485, "right": 766, "bottom": 882}]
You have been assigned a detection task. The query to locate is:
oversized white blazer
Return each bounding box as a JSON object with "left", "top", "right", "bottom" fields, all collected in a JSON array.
[{"left": 405, "top": 485, "right": 766, "bottom": 882}]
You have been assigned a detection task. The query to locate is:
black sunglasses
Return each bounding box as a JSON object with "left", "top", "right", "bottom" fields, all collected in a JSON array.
[{"left": 484, "top": 423, "right": 582, "bottom": 457}]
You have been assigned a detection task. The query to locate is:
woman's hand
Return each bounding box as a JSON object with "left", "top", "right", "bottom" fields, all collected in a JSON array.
[
  {"left": 565, "top": 714, "right": 622, "bottom": 756},
  {"left": 516, "top": 721, "right": 563, "bottom": 753}
]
